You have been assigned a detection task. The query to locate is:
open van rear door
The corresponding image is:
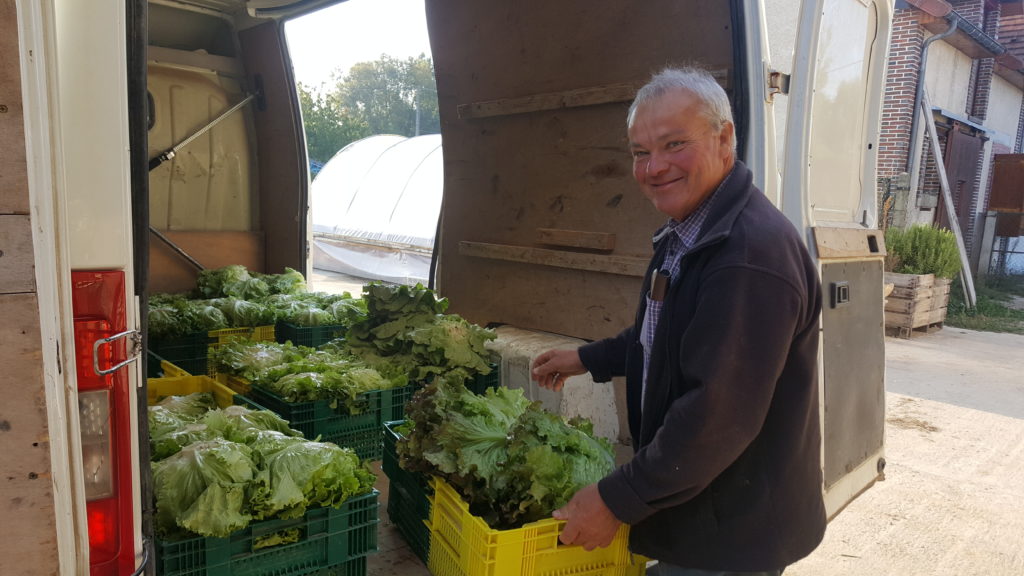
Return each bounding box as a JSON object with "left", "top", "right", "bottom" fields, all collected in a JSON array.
[
  {"left": 425, "top": 0, "right": 892, "bottom": 520},
  {"left": 424, "top": 0, "right": 774, "bottom": 340},
  {"left": 782, "top": 0, "right": 894, "bottom": 518}
]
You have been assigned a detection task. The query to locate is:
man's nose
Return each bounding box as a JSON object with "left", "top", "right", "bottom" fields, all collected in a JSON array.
[{"left": 646, "top": 152, "right": 669, "bottom": 178}]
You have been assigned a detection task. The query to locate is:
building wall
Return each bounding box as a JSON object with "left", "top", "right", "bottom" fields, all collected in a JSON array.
[
  {"left": 878, "top": 8, "right": 923, "bottom": 180},
  {"left": 987, "top": 74, "right": 1024, "bottom": 148},
  {"left": 877, "top": 7, "right": 924, "bottom": 227},
  {"left": 924, "top": 39, "right": 975, "bottom": 113},
  {"left": 999, "top": 13, "right": 1024, "bottom": 152}
]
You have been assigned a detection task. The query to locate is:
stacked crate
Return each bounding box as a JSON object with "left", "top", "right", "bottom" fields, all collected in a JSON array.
[
  {"left": 275, "top": 320, "right": 347, "bottom": 348},
  {"left": 149, "top": 325, "right": 275, "bottom": 377},
  {"left": 383, "top": 421, "right": 432, "bottom": 564},
  {"left": 156, "top": 492, "right": 379, "bottom": 576},
  {"left": 147, "top": 375, "right": 379, "bottom": 576},
  {"left": 248, "top": 383, "right": 418, "bottom": 462},
  {"left": 884, "top": 272, "right": 953, "bottom": 338}
]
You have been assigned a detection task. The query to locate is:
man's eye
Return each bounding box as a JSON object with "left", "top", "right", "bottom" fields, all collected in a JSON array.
[
  {"left": 632, "top": 150, "right": 649, "bottom": 159},
  {"left": 667, "top": 141, "right": 684, "bottom": 149}
]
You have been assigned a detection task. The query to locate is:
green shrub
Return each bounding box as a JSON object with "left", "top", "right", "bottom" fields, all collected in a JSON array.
[{"left": 884, "top": 224, "right": 961, "bottom": 279}]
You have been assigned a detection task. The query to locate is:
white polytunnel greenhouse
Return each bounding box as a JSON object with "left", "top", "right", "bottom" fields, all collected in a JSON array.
[{"left": 311, "top": 133, "right": 444, "bottom": 286}]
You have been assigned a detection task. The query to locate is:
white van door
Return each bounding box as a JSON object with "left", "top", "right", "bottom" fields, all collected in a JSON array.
[{"left": 782, "top": 0, "right": 895, "bottom": 519}]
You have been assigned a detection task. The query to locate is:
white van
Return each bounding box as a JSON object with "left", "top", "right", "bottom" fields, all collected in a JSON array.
[{"left": 3, "top": 0, "right": 892, "bottom": 573}]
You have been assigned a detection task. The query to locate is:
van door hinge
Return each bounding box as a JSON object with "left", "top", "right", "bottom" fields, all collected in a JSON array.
[{"left": 767, "top": 69, "right": 791, "bottom": 103}]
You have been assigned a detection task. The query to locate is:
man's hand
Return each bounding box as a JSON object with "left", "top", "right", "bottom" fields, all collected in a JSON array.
[
  {"left": 552, "top": 483, "right": 622, "bottom": 550},
  {"left": 530, "top": 349, "right": 586, "bottom": 391}
]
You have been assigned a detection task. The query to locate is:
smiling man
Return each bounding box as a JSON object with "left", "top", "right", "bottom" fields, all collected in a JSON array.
[{"left": 531, "top": 67, "right": 827, "bottom": 575}]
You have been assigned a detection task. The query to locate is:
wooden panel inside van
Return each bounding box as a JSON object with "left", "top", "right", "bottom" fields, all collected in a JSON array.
[{"left": 426, "top": 0, "right": 736, "bottom": 340}]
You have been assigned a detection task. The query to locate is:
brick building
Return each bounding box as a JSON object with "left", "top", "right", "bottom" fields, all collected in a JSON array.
[{"left": 878, "top": 0, "right": 1024, "bottom": 273}]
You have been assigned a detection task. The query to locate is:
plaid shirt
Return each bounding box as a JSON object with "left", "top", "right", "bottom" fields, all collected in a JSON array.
[{"left": 640, "top": 185, "right": 722, "bottom": 404}]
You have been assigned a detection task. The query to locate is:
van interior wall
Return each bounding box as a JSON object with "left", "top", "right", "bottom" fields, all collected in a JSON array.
[
  {"left": 426, "top": 0, "right": 735, "bottom": 341},
  {"left": 239, "top": 21, "right": 308, "bottom": 279},
  {"left": 145, "top": 6, "right": 307, "bottom": 293}
]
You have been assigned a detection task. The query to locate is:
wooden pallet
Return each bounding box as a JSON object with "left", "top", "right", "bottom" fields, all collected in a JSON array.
[
  {"left": 884, "top": 273, "right": 952, "bottom": 338},
  {"left": 886, "top": 321, "right": 945, "bottom": 339}
]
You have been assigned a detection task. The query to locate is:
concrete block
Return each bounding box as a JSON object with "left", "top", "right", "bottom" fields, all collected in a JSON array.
[{"left": 487, "top": 325, "right": 621, "bottom": 443}]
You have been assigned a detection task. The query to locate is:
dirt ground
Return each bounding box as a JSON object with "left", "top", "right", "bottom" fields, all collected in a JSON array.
[{"left": 787, "top": 327, "right": 1024, "bottom": 576}]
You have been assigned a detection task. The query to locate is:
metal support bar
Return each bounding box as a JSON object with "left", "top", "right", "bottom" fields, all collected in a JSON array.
[
  {"left": 148, "top": 92, "right": 256, "bottom": 171},
  {"left": 149, "top": 227, "right": 205, "bottom": 271},
  {"left": 920, "top": 90, "right": 977, "bottom": 309}
]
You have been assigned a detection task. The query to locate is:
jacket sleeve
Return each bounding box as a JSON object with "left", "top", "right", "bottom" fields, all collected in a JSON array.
[
  {"left": 578, "top": 326, "right": 633, "bottom": 383},
  {"left": 598, "top": 263, "right": 809, "bottom": 524}
]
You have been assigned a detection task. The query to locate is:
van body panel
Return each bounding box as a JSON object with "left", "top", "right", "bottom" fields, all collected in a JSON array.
[
  {"left": 4, "top": 1, "right": 897, "bottom": 571},
  {"left": 786, "top": 0, "right": 894, "bottom": 518},
  {"left": 148, "top": 63, "right": 255, "bottom": 232},
  {"left": 425, "top": 0, "right": 741, "bottom": 340}
]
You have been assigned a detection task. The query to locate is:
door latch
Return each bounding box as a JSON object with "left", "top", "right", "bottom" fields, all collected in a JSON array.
[
  {"left": 767, "top": 69, "right": 791, "bottom": 103},
  {"left": 92, "top": 329, "right": 142, "bottom": 376}
]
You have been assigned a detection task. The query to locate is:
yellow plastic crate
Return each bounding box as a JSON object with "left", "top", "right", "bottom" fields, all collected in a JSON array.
[
  {"left": 159, "top": 359, "right": 190, "bottom": 378},
  {"left": 207, "top": 325, "right": 276, "bottom": 376},
  {"left": 427, "top": 477, "right": 645, "bottom": 576},
  {"left": 208, "top": 325, "right": 276, "bottom": 346},
  {"left": 215, "top": 373, "right": 253, "bottom": 395},
  {"left": 146, "top": 375, "right": 239, "bottom": 409}
]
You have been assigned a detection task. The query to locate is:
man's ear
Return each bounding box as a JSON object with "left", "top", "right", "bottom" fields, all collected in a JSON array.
[{"left": 718, "top": 121, "right": 735, "bottom": 153}]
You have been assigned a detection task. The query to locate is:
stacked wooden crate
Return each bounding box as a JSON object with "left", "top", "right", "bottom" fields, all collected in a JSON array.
[{"left": 884, "top": 272, "right": 953, "bottom": 337}]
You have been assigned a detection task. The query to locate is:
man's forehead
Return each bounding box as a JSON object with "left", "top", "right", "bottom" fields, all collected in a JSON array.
[{"left": 628, "top": 108, "right": 708, "bottom": 144}]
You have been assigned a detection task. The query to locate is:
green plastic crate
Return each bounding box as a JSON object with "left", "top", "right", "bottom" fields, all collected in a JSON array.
[
  {"left": 156, "top": 491, "right": 378, "bottom": 576},
  {"left": 312, "top": 556, "right": 366, "bottom": 576},
  {"left": 275, "top": 321, "right": 347, "bottom": 348},
  {"left": 149, "top": 332, "right": 214, "bottom": 376},
  {"left": 249, "top": 385, "right": 418, "bottom": 461},
  {"left": 383, "top": 420, "right": 431, "bottom": 564},
  {"left": 388, "top": 487, "right": 431, "bottom": 565},
  {"left": 467, "top": 364, "right": 500, "bottom": 395}
]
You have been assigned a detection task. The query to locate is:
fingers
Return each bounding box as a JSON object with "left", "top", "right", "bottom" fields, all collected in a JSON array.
[
  {"left": 558, "top": 519, "right": 580, "bottom": 546},
  {"left": 538, "top": 372, "right": 565, "bottom": 392},
  {"left": 530, "top": 350, "right": 555, "bottom": 373},
  {"left": 531, "top": 353, "right": 561, "bottom": 388}
]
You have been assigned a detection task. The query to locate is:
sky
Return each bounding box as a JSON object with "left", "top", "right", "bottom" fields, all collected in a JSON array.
[{"left": 284, "top": 0, "right": 433, "bottom": 90}]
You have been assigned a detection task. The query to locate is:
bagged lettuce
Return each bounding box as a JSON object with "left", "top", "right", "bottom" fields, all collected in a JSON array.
[{"left": 153, "top": 439, "right": 260, "bottom": 538}]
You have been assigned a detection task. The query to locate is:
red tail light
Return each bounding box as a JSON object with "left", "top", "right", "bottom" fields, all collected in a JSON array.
[{"left": 71, "top": 271, "right": 136, "bottom": 576}]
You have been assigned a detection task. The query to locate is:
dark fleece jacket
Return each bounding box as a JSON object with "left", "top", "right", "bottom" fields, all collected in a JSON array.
[{"left": 578, "top": 161, "right": 826, "bottom": 571}]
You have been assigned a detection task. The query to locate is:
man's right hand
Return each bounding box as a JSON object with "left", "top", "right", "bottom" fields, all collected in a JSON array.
[{"left": 530, "top": 349, "right": 586, "bottom": 391}]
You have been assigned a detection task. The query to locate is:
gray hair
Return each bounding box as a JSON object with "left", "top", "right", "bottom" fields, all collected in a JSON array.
[{"left": 627, "top": 66, "right": 735, "bottom": 147}]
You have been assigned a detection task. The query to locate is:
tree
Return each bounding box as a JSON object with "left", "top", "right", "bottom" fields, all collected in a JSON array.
[
  {"left": 297, "top": 83, "right": 370, "bottom": 164},
  {"left": 297, "top": 54, "right": 440, "bottom": 163}
]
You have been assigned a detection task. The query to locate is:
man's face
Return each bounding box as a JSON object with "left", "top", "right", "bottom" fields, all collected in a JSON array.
[{"left": 628, "top": 89, "right": 734, "bottom": 221}]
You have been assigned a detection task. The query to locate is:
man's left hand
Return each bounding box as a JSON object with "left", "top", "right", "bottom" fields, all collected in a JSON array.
[{"left": 552, "top": 483, "right": 622, "bottom": 551}]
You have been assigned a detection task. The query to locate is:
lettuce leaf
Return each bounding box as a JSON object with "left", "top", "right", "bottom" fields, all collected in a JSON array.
[
  {"left": 153, "top": 439, "right": 259, "bottom": 538},
  {"left": 210, "top": 340, "right": 312, "bottom": 381},
  {"left": 249, "top": 438, "right": 375, "bottom": 520},
  {"left": 399, "top": 379, "right": 614, "bottom": 529}
]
